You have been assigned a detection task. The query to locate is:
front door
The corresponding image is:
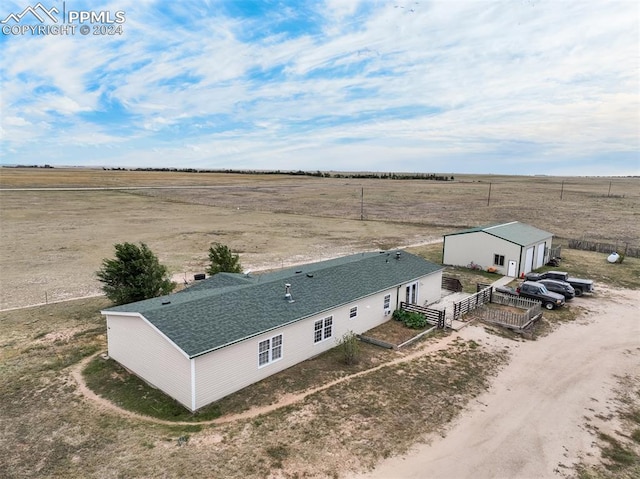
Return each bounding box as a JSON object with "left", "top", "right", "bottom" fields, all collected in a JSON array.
[
  {"left": 405, "top": 282, "right": 418, "bottom": 304},
  {"left": 507, "top": 260, "right": 517, "bottom": 277}
]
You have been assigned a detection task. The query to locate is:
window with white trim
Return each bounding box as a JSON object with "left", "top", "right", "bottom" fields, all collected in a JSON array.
[
  {"left": 383, "top": 294, "right": 391, "bottom": 310},
  {"left": 349, "top": 306, "right": 358, "bottom": 319},
  {"left": 314, "top": 316, "right": 333, "bottom": 343},
  {"left": 258, "top": 334, "right": 283, "bottom": 367}
]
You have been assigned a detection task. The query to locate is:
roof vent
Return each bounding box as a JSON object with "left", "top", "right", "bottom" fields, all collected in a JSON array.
[
  {"left": 306, "top": 273, "right": 314, "bottom": 278},
  {"left": 284, "top": 283, "right": 295, "bottom": 303},
  {"left": 161, "top": 300, "right": 171, "bottom": 305},
  {"left": 395, "top": 252, "right": 401, "bottom": 260}
]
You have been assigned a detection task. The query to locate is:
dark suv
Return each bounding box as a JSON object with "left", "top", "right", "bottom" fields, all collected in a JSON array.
[
  {"left": 537, "top": 279, "right": 575, "bottom": 300},
  {"left": 495, "top": 281, "right": 566, "bottom": 310},
  {"left": 525, "top": 271, "right": 594, "bottom": 296}
]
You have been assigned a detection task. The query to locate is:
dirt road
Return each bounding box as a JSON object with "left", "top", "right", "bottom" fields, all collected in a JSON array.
[{"left": 350, "top": 288, "right": 640, "bottom": 479}]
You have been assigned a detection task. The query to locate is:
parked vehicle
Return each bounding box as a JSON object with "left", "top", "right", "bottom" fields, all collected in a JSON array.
[
  {"left": 495, "top": 281, "right": 566, "bottom": 310},
  {"left": 537, "top": 279, "right": 575, "bottom": 300},
  {"left": 525, "top": 271, "right": 594, "bottom": 296}
]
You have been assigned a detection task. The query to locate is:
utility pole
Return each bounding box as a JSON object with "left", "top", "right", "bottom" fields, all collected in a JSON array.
[
  {"left": 360, "top": 187, "right": 364, "bottom": 220},
  {"left": 487, "top": 182, "right": 492, "bottom": 206},
  {"left": 560, "top": 180, "right": 564, "bottom": 200}
]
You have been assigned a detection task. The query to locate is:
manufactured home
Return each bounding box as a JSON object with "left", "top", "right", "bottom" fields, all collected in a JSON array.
[{"left": 102, "top": 250, "right": 443, "bottom": 411}]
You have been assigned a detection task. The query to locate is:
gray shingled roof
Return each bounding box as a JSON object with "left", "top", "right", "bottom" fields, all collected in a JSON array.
[
  {"left": 105, "top": 251, "right": 442, "bottom": 358},
  {"left": 445, "top": 221, "right": 552, "bottom": 246}
]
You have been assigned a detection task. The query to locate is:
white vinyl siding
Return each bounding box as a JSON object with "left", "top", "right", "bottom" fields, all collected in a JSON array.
[
  {"left": 107, "top": 271, "right": 443, "bottom": 411},
  {"left": 444, "top": 228, "right": 553, "bottom": 278},
  {"left": 444, "top": 232, "right": 522, "bottom": 276},
  {"left": 106, "top": 314, "right": 192, "bottom": 409},
  {"left": 193, "top": 287, "right": 410, "bottom": 409}
]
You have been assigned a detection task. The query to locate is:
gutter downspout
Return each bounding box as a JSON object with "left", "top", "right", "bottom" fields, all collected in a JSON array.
[{"left": 191, "top": 358, "right": 196, "bottom": 412}]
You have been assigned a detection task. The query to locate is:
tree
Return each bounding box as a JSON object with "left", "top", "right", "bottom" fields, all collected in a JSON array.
[
  {"left": 207, "top": 242, "right": 242, "bottom": 275},
  {"left": 97, "top": 242, "right": 175, "bottom": 305}
]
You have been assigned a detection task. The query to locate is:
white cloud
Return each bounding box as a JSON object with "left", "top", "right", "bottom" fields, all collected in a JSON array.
[{"left": 0, "top": 0, "right": 637, "bottom": 174}]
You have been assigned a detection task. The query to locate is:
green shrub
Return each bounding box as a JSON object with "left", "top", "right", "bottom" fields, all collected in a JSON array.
[
  {"left": 336, "top": 331, "right": 360, "bottom": 365},
  {"left": 403, "top": 312, "right": 427, "bottom": 329},
  {"left": 392, "top": 309, "right": 427, "bottom": 329}
]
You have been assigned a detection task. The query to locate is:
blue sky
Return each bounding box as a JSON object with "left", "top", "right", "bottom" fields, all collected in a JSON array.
[{"left": 0, "top": 0, "right": 638, "bottom": 175}]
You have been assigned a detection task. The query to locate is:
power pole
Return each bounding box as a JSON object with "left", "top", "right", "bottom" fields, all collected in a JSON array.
[
  {"left": 360, "top": 187, "right": 364, "bottom": 220},
  {"left": 487, "top": 182, "right": 492, "bottom": 206}
]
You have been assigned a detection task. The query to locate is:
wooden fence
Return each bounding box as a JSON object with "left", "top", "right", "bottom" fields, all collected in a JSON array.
[
  {"left": 452, "top": 287, "right": 542, "bottom": 330},
  {"left": 483, "top": 292, "right": 542, "bottom": 330},
  {"left": 400, "top": 302, "right": 446, "bottom": 328},
  {"left": 567, "top": 239, "right": 639, "bottom": 258},
  {"left": 452, "top": 287, "right": 492, "bottom": 321},
  {"left": 491, "top": 291, "right": 540, "bottom": 310},
  {"left": 479, "top": 305, "right": 542, "bottom": 330},
  {"left": 442, "top": 276, "right": 463, "bottom": 292}
]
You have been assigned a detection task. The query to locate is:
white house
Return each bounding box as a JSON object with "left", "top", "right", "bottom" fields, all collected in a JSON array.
[
  {"left": 102, "top": 250, "right": 443, "bottom": 411},
  {"left": 442, "top": 221, "right": 554, "bottom": 277}
]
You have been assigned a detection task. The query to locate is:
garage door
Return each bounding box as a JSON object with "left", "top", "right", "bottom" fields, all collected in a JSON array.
[
  {"left": 535, "top": 242, "right": 546, "bottom": 268},
  {"left": 524, "top": 247, "right": 535, "bottom": 273}
]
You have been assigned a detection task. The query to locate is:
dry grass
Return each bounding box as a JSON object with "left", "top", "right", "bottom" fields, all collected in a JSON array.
[
  {"left": 2, "top": 168, "right": 637, "bottom": 310},
  {"left": 0, "top": 298, "right": 507, "bottom": 479},
  {"left": 575, "top": 374, "right": 640, "bottom": 479},
  {"left": 1, "top": 168, "right": 639, "bottom": 477}
]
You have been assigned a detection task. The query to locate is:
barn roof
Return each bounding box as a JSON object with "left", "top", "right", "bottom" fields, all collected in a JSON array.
[
  {"left": 104, "top": 250, "right": 442, "bottom": 358},
  {"left": 445, "top": 221, "right": 553, "bottom": 246}
]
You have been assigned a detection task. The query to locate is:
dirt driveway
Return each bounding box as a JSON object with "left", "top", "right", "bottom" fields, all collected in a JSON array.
[{"left": 350, "top": 287, "right": 640, "bottom": 479}]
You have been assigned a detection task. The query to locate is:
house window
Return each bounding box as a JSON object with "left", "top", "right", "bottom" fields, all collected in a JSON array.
[
  {"left": 314, "top": 316, "right": 333, "bottom": 343},
  {"left": 383, "top": 294, "right": 391, "bottom": 310},
  {"left": 493, "top": 254, "right": 505, "bottom": 266},
  {"left": 349, "top": 306, "right": 358, "bottom": 319},
  {"left": 258, "top": 334, "right": 283, "bottom": 367}
]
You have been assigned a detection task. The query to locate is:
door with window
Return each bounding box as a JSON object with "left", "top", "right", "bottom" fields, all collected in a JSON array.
[{"left": 405, "top": 282, "right": 418, "bottom": 304}]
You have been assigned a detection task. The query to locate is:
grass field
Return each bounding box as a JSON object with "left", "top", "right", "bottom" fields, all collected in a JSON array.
[
  {"left": 0, "top": 168, "right": 638, "bottom": 309},
  {"left": 1, "top": 167, "right": 639, "bottom": 478}
]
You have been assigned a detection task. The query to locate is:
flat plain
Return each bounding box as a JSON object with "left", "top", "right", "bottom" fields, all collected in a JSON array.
[
  {"left": 1, "top": 168, "right": 639, "bottom": 479},
  {"left": 0, "top": 168, "right": 638, "bottom": 309}
]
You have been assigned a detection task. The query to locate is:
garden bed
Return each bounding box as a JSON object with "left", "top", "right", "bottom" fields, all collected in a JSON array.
[{"left": 360, "top": 319, "right": 434, "bottom": 348}]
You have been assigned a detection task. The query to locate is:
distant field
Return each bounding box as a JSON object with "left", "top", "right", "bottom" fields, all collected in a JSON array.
[{"left": 0, "top": 168, "right": 638, "bottom": 309}]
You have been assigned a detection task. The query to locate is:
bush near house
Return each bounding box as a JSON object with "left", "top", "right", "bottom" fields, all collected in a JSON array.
[
  {"left": 336, "top": 331, "right": 360, "bottom": 365},
  {"left": 392, "top": 309, "right": 428, "bottom": 329}
]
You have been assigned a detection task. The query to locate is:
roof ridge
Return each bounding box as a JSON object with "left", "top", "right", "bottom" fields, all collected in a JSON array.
[{"left": 484, "top": 221, "right": 518, "bottom": 230}]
